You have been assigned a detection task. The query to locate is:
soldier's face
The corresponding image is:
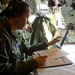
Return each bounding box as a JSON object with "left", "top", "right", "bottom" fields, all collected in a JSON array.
[
  {"left": 16, "top": 13, "right": 27, "bottom": 29},
  {"left": 25, "top": 7, "right": 30, "bottom": 19},
  {"left": 15, "top": 7, "right": 30, "bottom": 29}
]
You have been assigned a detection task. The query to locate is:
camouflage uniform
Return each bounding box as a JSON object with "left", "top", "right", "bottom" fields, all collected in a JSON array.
[{"left": 0, "top": 17, "right": 47, "bottom": 75}]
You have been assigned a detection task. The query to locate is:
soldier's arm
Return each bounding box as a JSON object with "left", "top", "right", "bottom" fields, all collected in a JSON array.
[
  {"left": 0, "top": 35, "right": 38, "bottom": 75},
  {"left": 21, "top": 41, "right": 48, "bottom": 55}
]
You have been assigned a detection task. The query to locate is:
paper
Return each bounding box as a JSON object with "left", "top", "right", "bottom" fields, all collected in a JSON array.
[
  {"left": 33, "top": 48, "right": 68, "bottom": 59},
  {"left": 43, "top": 56, "right": 72, "bottom": 68},
  {"left": 33, "top": 48, "right": 72, "bottom": 68}
]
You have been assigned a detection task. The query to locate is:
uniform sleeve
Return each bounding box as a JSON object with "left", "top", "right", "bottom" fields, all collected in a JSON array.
[
  {"left": 22, "top": 41, "right": 48, "bottom": 55},
  {"left": 7, "top": 59, "right": 38, "bottom": 75},
  {"left": 0, "top": 35, "right": 38, "bottom": 75}
]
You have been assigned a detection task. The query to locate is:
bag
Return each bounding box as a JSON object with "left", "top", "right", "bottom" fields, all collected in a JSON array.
[{"left": 29, "top": 16, "right": 56, "bottom": 45}]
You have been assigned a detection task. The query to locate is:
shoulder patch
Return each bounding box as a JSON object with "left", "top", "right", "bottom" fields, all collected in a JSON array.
[{"left": 0, "top": 36, "right": 5, "bottom": 48}]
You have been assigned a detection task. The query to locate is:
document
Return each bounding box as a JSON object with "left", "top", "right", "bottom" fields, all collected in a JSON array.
[
  {"left": 33, "top": 48, "right": 68, "bottom": 59},
  {"left": 33, "top": 48, "right": 72, "bottom": 68}
]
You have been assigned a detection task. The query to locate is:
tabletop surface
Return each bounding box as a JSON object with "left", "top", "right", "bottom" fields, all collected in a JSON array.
[{"left": 36, "top": 43, "right": 75, "bottom": 75}]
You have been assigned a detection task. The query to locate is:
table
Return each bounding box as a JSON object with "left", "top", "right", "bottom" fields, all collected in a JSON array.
[
  {"left": 37, "top": 43, "right": 75, "bottom": 75},
  {"left": 62, "top": 43, "right": 75, "bottom": 64}
]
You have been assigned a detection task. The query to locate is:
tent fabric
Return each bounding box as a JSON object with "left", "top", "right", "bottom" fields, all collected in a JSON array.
[{"left": 25, "top": 0, "right": 37, "bottom": 15}]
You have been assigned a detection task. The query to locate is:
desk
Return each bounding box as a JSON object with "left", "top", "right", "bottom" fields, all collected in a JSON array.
[{"left": 37, "top": 44, "right": 75, "bottom": 75}]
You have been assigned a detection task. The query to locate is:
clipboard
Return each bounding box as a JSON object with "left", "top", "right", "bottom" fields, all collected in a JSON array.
[
  {"left": 33, "top": 48, "right": 72, "bottom": 68},
  {"left": 41, "top": 56, "right": 72, "bottom": 68}
]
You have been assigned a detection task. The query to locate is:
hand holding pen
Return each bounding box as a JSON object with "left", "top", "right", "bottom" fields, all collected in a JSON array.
[{"left": 35, "top": 54, "right": 47, "bottom": 67}]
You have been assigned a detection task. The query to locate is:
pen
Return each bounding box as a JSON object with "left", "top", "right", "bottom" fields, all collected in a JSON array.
[
  {"left": 38, "top": 53, "right": 48, "bottom": 65},
  {"left": 38, "top": 53, "right": 41, "bottom": 56}
]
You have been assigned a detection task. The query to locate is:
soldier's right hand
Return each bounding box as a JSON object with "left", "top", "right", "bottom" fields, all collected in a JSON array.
[{"left": 35, "top": 55, "right": 47, "bottom": 67}]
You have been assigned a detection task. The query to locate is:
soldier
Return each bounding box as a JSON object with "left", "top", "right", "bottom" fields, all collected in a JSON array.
[{"left": 0, "top": 1, "right": 60, "bottom": 75}]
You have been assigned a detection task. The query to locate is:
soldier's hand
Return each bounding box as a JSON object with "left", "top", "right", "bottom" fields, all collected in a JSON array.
[
  {"left": 35, "top": 56, "right": 47, "bottom": 67},
  {"left": 47, "top": 36, "right": 61, "bottom": 46}
]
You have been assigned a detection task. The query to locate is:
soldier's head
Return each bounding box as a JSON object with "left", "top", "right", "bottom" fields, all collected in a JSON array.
[
  {"left": 5, "top": 1, "right": 30, "bottom": 18},
  {"left": 0, "top": 0, "right": 12, "bottom": 6},
  {"left": 1, "top": 1, "right": 30, "bottom": 30}
]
